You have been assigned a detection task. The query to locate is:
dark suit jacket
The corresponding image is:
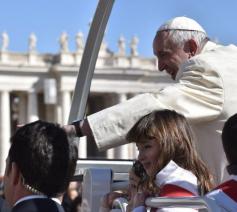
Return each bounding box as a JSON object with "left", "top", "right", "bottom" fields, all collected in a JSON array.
[
  {"left": 0, "top": 196, "right": 11, "bottom": 212},
  {"left": 12, "top": 198, "right": 65, "bottom": 212}
]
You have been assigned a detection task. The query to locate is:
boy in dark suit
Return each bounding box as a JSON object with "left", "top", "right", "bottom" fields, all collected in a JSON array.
[
  {"left": 3, "top": 120, "right": 78, "bottom": 212},
  {"left": 206, "top": 114, "right": 237, "bottom": 211}
]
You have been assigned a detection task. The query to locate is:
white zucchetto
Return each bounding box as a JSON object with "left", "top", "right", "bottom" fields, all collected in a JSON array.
[{"left": 158, "top": 16, "right": 206, "bottom": 34}]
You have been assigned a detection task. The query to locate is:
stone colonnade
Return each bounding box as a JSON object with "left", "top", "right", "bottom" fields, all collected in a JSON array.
[
  {"left": 0, "top": 89, "right": 138, "bottom": 175},
  {"left": 0, "top": 91, "right": 10, "bottom": 175},
  {"left": 0, "top": 90, "right": 41, "bottom": 175},
  {"left": 0, "top": 31, "right": 161, "bottom": 176}
]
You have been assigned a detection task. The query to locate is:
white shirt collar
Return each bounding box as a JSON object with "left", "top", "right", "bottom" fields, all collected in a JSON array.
[
  {"left": 51, "top": 197, "right": 62, "bottom": 205},
  {"left": 14, "top": 195, "right": 47, "bottom": 206}
]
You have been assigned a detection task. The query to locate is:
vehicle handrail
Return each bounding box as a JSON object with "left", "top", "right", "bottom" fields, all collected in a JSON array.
[
  {"left": 74, "top": 159, "right": 133, "bottom": 181},
  {"left": 145, "top": 196, "right": 221, "bottom": 212}
]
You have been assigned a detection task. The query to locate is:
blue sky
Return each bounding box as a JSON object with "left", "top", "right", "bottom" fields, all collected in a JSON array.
[{"left": 1, "top": 0, "right": 237, "bottom": 57}]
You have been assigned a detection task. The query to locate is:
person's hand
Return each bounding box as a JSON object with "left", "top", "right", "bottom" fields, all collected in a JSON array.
[
  {"left": 132, "top": 191, "right": 149, "bottom": 209},
  {"left": 62, "top": 119, "right": 95, "bottom": 142},
  {"left": 62, "top": 124, "right": 77, "bottom": 137},
  {"left": 101, "top": 192, "right": 125, "bottom": 209}
]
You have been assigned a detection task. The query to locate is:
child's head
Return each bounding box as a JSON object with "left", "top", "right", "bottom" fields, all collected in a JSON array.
[
  {"left": 126, "top": 109, "right": 213, "bottom": 194},
  {"left": 222, "top": 113, "right": 237, "bottom": 165},
  {"left": 127, "top": 110, "right": 197, "bottom": 175}
]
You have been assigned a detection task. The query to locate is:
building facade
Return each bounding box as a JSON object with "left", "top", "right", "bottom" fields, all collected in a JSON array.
[{"left": 0, "top": 32, "right": 172, "bottom": 175}]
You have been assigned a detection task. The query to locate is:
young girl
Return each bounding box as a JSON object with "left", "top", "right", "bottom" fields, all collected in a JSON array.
[{"left": 126, "top": 109, "right": 213, "bottom": 211}]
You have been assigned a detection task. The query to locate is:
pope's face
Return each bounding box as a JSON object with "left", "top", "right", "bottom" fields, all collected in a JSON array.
[{"left": 153, "top": 31, "right": 190, "bottom": 80}]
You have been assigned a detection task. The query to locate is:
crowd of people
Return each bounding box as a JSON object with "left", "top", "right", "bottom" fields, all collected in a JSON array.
[{"left": 1, "top": 16, "right": 237, "bottom": 211}]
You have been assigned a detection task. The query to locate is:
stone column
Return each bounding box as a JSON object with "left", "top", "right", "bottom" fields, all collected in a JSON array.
[
  {"left": 107, "top": 93, "right": 132, "bottom": 159},
  {"left": 18, "top": 92, "right": 27, "bottom": 125},
  {"left": 127, "top": 93, "right": 138, "bottom": 159},
  {"left": 55, "top": 85, "right": 62, "bottom": 124},
  {"left": 129, "top": 143, "right": 138, "bottom": 159},
  {"left": 106, "top": 146, "right": 115, "bottom": 159},
  {"left": 55, "top": 105, "right": 63, "bottom": 125},
  {"left": 27, "top": 89, "right": 39, "bottom": 122},
  {"left": 77, "top": 136, "right": 87, "bottom": 158},
  {"left": 113, "top": 143, "right": 130, "bottom": 159},
  {"left": 0, "top": 91, "right": 11, "bottom": 175},
  {"left": 61, "top": 90, "right": 71, "bottom": 125}
]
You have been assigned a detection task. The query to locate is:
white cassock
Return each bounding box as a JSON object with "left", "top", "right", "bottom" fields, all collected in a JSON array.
[{"left": 87, "top": 41, "right": 237, "bottom": 184}]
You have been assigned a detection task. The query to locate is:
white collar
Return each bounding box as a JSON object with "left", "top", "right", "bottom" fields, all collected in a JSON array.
[
  {"left": 201, "top": 41, "right": 219, "bottom": 53},
  {"left": 51, "top": 197, "right": 62, "bottom": 205},
  {"left": 175, "top": 41, "right": 219, "bottom": 81},
  {"left": 155, "top": 160, "right": 198, "bottom": 195},
  {"left": 14, "top": 195, "right": 47, "bottom": 206}
]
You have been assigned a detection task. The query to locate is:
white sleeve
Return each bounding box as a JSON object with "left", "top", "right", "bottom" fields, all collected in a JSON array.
[
  {"left": 87, "top": 93, "right": 168, "bottom": 150},
  {"left": 88, "top": 58, "right": 224, "bottom": 151}
]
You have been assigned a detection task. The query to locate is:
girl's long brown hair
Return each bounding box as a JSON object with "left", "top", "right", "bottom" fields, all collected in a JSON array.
[{"left": 126, "top": 109, "right": 213, "bottom": 195}]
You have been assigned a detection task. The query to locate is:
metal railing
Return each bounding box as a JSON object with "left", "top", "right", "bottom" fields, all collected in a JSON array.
[{"left": 112, "top": 196, "right": 222, "bottom": 212}]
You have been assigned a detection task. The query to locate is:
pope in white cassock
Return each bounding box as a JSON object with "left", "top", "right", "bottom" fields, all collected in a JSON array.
[{"left": 68, "top": 16, "right": 237, "bottom": 184}]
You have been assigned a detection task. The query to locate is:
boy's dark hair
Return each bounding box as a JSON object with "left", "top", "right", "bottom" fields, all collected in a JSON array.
[
  {"left": 222, "top": 113, "right": 237, "bottom": 166},
  {"left": 7, "top": 120, "right": 78, "bottom": 197}
]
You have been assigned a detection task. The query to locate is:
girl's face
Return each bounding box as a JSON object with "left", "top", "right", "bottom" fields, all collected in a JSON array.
[{"left": 136, "top": 139, "right": 160, "bottom": 177}]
